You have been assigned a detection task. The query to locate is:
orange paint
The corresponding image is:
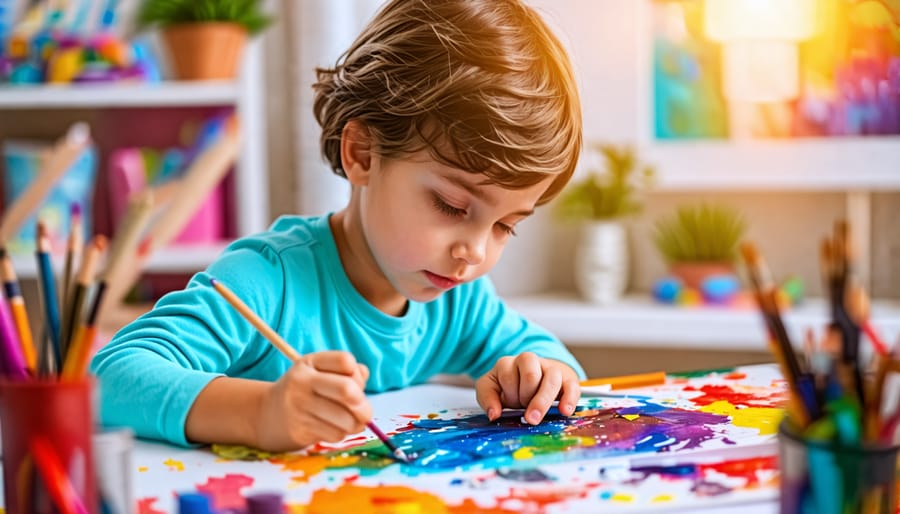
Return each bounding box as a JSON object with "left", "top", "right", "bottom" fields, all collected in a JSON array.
[
  {"left": 269, "top": 454, "right": 331, "bottom": 483},
  {"left": 724, "top": 371, "right": 747, "bottom": 380},
  {"left": 399, "top": 414, "right": 421, "bottom": 419},
  {"left": 305, "top": 483, "right": 447, "bottom": 514},
  {"left": 303, "top": 482, "right": 596, "bottom": 514}
]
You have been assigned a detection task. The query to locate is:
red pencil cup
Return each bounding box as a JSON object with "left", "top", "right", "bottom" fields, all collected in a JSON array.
[{"left": 0, "top": 379, "right": 98, "bottom": 514}]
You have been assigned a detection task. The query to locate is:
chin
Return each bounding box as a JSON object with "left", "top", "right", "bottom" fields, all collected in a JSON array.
[{"left": 404, "top": 287, "right": 446, "bottom": 304}]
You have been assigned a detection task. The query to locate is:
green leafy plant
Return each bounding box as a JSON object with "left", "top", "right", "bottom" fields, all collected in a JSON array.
[
  {"left": 137, "top": 0, "right": 272, "bottom": 35},
  {"left": 556, "top": 143, "right": 655, "bottom": 221},
  {"left": 653, "top": 203, "right": 748, "bottom": 264}
]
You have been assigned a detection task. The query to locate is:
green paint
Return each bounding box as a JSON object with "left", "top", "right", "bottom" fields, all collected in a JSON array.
[{"left": 668, "top": 367, "right": 736, "bottom": 378}]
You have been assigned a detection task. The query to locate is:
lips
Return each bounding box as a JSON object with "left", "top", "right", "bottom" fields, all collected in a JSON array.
[{"left": 424, "top": 271, "right": 461, "bottom": 289}]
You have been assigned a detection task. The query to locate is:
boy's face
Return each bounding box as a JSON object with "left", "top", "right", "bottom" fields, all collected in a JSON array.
[{"left": 359, "top": 149, "right": 551, "bottom": 304}]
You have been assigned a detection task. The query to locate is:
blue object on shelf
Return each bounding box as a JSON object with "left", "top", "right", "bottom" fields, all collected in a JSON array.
[
  {"left": 2, "top": 140, "right": 97, "bottom": 254},
  {"left": 700, "top": 274, "right": 740, "bottom": 304},
  {"left": 652, "top": 276, "right": 683, "bottom": 304}
]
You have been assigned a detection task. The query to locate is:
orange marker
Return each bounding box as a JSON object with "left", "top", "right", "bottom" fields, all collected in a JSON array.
[{"left": 580, "top": 371, "right": 667, "bottom": 390}]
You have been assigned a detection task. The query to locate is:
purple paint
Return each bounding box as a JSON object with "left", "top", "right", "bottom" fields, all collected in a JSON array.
[{"left": 245, "top": 492, "right": 283, "bottom": 514}]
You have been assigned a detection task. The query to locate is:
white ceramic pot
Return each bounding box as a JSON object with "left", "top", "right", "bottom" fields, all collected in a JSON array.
[{"left": 574, "top": 221, "right": 628, "bottom": 305}]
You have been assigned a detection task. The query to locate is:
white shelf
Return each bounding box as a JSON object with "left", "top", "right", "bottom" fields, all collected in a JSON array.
[
  {"left": 506, "top": 292, "right": 900, "bottom": 351},
  {"left": 0, "top": 81, "right": 240, "bottom": 109},
  {"left": 645, "top": 138, "right": 900, "bottom": 191},
  {"left": 10, "top": 241, "right": 229, "bottom": 278}
]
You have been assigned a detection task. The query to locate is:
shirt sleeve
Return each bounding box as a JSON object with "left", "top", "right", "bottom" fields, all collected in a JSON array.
[
  {"left": 452, "top": 278, "right": 586, "bottom": 381},
  {"left": 90, "top": 242, "right": 288, "bottom": 446}
]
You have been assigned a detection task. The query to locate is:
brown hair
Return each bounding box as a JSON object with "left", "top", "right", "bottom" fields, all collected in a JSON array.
[{"left": 312, "top": 0, "right": 582, "bottom": 205}]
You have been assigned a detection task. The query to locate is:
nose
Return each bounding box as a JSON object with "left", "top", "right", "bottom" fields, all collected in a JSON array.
[{"left": 450, "top": 230, "right": 487, "bottom": 266}]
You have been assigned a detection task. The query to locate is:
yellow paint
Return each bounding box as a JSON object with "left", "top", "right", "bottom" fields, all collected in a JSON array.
[
  {"left": 163, "top": 458, "right": 184, "bottom": 471},
  {"left": 621, "top": 414, "right": 639, "bottom": 421},
  {"left": 512, "top": 447, "right": 534, "bottom": 460},
  {"left": 427, "top": 413, "right": 439, "bottom": 419},
  {"left": 138, "top": 466, "right": 148, "bottom": 472},
  {"left": 699, "top": 401, "right": 784, "bottom": 435},
  {"left": 609, "top": 493, "right": 634, "bottom": 503},
  {"left": 651, "top": 494, "right": 674, "bottom": 503}
]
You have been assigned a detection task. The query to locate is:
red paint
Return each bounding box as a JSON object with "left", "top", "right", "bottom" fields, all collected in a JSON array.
[
  {"left": 344, "top": 474, "right": 360, "bottom": 483},
  {"left": 136, "top": 497, "right": 165, "bottom": 514},
  {"left": 684, "top": 384, "right": 786, "bottom": 408},
  {"left": 700, "top": 456, "right": 778, "bottom": 487},
  {"left": 724, "top": 372, "right": 747, "bottom": 380},
  {"left": 399, "top": 414, "right": 421, "bottom": 419},
  {"left": 195, "top": 473, "right": 254, "bottom": 511}
]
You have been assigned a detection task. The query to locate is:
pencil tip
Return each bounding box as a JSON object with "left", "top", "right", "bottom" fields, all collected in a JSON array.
[{"left": 209, "top": 278, "right": 217, "bottom": 286}]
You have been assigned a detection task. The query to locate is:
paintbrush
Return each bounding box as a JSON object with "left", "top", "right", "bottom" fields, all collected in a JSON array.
[{"left": 209, "top": 278, "right": 412, "bottom": 464}]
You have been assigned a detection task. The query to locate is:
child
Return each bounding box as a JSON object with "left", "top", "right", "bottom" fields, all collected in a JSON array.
[{"left": 92, "top": 0, "right": 584, "bottom": 452}]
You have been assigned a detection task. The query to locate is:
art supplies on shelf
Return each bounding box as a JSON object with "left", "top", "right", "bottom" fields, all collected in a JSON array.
[
  {"left": 0, "top": 0, "right": 160, "bottom": 84},
  {"left": 0, "top": 122, "right": 95, "bottom": 255}
]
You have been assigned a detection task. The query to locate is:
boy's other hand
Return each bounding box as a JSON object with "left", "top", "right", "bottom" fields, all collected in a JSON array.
[
  {"left": 257, "top": 350, "right": 372, "bottom": 452},
  {"left": 475, "top": 352, "right": 581, "bottom": 425}
]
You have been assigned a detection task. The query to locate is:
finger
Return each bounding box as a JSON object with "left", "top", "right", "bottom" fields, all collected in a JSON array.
[
  {"left": 495, "top": 357, "right": 520, "bottom": 407},
  {"left": 308, "top": 368, "right": 368, "bottom": 411},
  {"left": 475, "top": 374, "right": 503, "bottom": 421},
  {"left": 515, "top": 352, "right": 542, "bottom": 407},
  {"left": 306, "top": 351, "right": 359, "bottom": 376},
  {"left": 557, "top": 375, "right": 581, "bottom": 416},
  {"left": 524, "top": 365, "right": 562, "bottom": 424},
  {"left": 304, "top": 412, "right": 357, "bottom": 444},
  {"left": 358, "top": 363, "right": 370, "bottom": 383},
  {"left": 304, "top": 395, "right": 366, "bottom": 435}
]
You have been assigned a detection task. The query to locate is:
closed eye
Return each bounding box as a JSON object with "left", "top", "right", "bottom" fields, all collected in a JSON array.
[
  {"left": 431, "top": 194, "right": 466, "bottom": 218},
  {"left": 497, "top": 223, "right": 517, "bottom": 236}
]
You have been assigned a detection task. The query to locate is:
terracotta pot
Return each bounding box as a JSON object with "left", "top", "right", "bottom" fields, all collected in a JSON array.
[
  {"left": 162, "top": 23, "right": 247, "bottom": 80},
  {"left": 669, "top": 261, "right": 735, "bottom": 290}
]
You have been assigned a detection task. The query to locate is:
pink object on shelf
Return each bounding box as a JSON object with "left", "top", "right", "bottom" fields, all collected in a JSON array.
[{"left": 107, "top": 148, "right": 224, "bottom": 244}]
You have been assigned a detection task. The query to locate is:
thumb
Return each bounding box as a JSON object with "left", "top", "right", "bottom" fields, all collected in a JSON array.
[{"left": 475, "top": 374, "right": 503, "bottom": 421}]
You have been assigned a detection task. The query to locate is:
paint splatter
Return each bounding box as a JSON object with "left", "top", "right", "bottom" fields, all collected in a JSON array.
[
  {"left": 195, "top": 473, "right": 254, "bottom": 511},
  {"left": 136, "top": 497, "right": 165, "bottom": 514},
  {"left": 163, "top": 458, "right": 184, "bottom": 471}
]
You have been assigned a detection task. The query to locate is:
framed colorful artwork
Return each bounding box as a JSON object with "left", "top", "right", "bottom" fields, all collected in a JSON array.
[{"left": 634, "top": 0, "right": 900, "bottom": 190}]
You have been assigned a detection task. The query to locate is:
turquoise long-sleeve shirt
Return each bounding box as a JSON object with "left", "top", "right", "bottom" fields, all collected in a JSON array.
[{"left": 91, "top": 214, "right": 584, "bottom": 446}]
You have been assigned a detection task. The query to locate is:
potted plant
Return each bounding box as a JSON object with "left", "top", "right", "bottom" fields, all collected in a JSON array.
[
  {"left": 653, "top": 203, "right": 747, "bottom": 289},
  {"left": 137, "top": 0, "right": 272, "bottom": 80},
  {"left": 556, "top": 143, "right": 655, "bottom": 304}
]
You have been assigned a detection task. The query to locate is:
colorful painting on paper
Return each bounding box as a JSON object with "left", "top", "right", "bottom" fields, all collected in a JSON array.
[
  {"left": 653, "top": 0, "right": 900, "bottom": 139},
  {"left": 130, "top": 364, "right": 789, "bottom": 514}
]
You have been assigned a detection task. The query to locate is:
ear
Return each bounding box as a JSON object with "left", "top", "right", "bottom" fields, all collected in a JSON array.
[{"left": 341, "top": 119, "right": 375, "bottom": 186}]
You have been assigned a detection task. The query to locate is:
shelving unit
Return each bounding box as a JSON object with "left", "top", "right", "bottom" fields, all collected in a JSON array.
[
  {"left": 0, "top": 40, "right": 269, "bottom": 278},
  {"left": 507, "top": 292, "right": 900, "bottom": 351}
]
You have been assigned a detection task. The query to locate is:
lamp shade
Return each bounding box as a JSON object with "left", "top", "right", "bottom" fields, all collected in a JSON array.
[{"left": 705, "top": 0, "right": 818, "bottom": 41}]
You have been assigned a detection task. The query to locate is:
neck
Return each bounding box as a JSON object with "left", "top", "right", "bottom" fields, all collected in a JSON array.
[{"left": 330, "top": 205, "right": 408, "bottom": 316}]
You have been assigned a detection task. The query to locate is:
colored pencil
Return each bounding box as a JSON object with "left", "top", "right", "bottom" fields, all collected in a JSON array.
[
  {"left": 61, "top": 235, "right": 105, "bottom": 365},
  {"left": 0, "top": 248, "right": 36, "bottom": 372},
  {"left": 0, "top": 284, "right": 29, "bottom": 380},
  {"left": 0, "top": 123, "right": 90, "bottom": 244},
  {"left": 60, "top": 203, "right": 84, "bottom": 356},
  {"left": 580, "top": 371, "right": 667, "bottom": 390},
  {"left": 28, "top": 436, "right": 89, "bottom": 514},
  {"left": 35, "top": 222, "right": 62, "bottom": 372},
  {"left": 61, "top": 238, "right": 109, "bottom": 381},
  {"left": 209, "top": 277, "right": 412, "bottom": 464}
]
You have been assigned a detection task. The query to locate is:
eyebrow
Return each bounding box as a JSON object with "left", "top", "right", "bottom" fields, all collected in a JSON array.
[{"left": 438, "top": 173, "right": 535, "bottom": 218}]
